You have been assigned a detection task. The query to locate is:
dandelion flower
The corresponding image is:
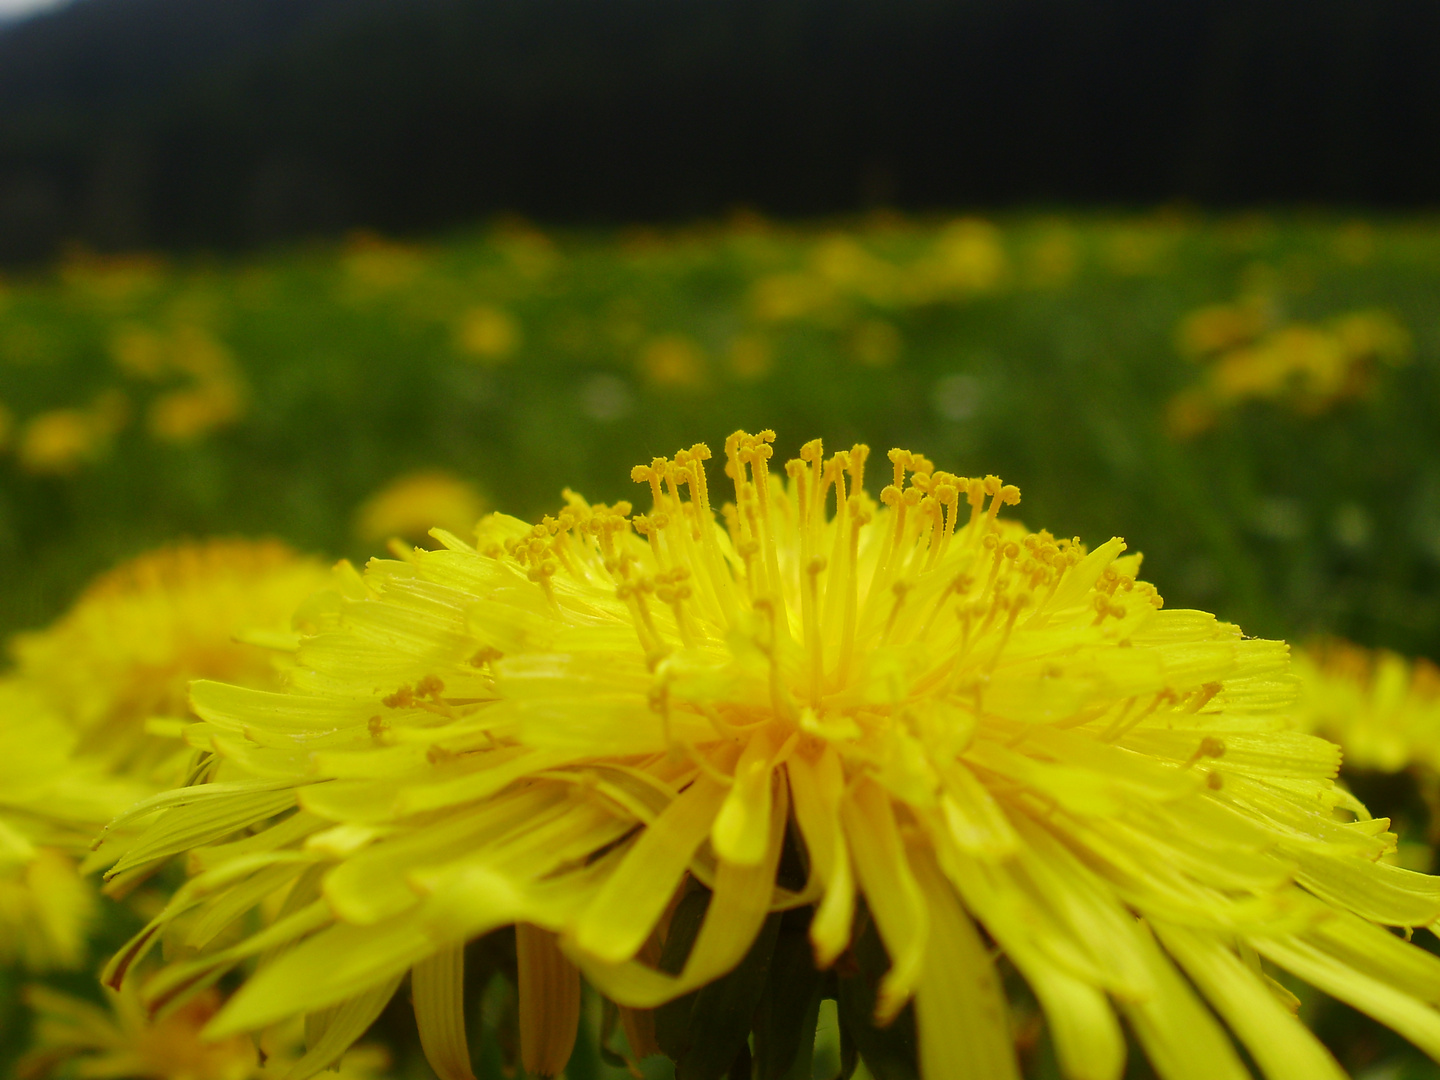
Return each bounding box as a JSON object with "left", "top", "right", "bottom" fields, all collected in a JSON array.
[
  {"left": 1293, "top": 640, "right": 1440, "bottom": 775},
  {"left": 10, "top": 539, "right": 332, "bottom": 777},
  {"left": 108, "top": 432, "right": 1440, "bottom": 1080},
  {"left": 17, "top": 983, "right": 391, "bottom": 1080},
  {"left": 0, "top": 541, "right": 329, "bottom": 968},
  {"left": 355, "top": 471, "right": 489, "bottom": 549}
]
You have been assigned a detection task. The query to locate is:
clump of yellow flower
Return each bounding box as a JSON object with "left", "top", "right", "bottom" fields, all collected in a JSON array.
[
  {"left": 1293, "top": 640, "right": 1440, "bottom": 775},
  {"left": 17, "top": 983, "right": 391, "bottom": 1080},
  {"left": 0, "top": 539, "right": 332, "bottom": 971},
  {"left": 355, "top": 471, "right": 489, "bottom": 549},
  {"left": 1168, "top": 301, "right": 1412, "bottom": 437},
  {"left": 105, "top": 432, "right": 1440, "bottom": 1080}
]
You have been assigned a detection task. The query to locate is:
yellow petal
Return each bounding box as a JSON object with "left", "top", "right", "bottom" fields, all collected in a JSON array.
[
  {"left": 574, "top": 774, "right": 728, "bottom": 964},
  {"left": 413, "top": 945, "right": 474, "bottom": 1080},
  {"left": 841, "top": 778, "right": 928, "bottom": 1024},
  {"left": 787, "top": 747, "right": 855, "bottom": 966},
  {"left": 289, "top": 975, "right": 403, "bottom": 1079},
  {"left": 910, "top": 847, "right": 1020, "bottom": 1080},
  {"left": 1154, "top": 922, "right": 1346, "bottom": 1080},
  {"left": 517, "top": 924, "right": 581, "bottom": 1078},
  {"left": 711, "top": 728, "right": 778, "bottom": 865}
]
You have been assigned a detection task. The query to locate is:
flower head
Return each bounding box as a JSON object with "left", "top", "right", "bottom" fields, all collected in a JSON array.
[
  {"left": 0, "top": 539, "right": 330, "bottom": 970},
  {"left": 11, "top": 539, "right": 332, "bottom": 777},
  {"left": 1293, "top": 639, "right": 1440, "bottom": 775},
  {"left": 109, "top": 432, "right": 1440, "bottom": 1080},
  {"left": 17, "top": 983, "right": 391, "bottom": 1080}
]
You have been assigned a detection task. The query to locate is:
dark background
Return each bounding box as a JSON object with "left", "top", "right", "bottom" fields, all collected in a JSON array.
[{"left": 1, "top": 0, "right": 1438, "bottom": 263}]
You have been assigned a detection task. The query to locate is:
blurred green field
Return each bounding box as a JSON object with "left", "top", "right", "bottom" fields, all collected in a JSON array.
[{"left": 1, "top": 209, "right": 1438, "bottom": 663}]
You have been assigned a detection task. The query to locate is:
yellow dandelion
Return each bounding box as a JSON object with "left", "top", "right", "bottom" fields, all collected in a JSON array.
[
  {"left": 105, "top": 432, "right": 1440, "bottom": 1080},
  {"left": 640, "top": 334, "right": 707, "bottom": 388},
  {"left": 1292, "top": 640, "right": 1440, "bottom": 775},
  {"left": 0, "top": 691, "right": 148, "bottom": 969},
  {"left": 456, "top": 305, "right": 521, "bottom": 364},
  {"left": 16, "top": 983, "right": 391, "bottom": 1080},
  {"left": 0, "top": 542, "right": 331, "bottom": 968},
  {"left": 10, "top": 539, "right": 332, "bottom": 777},
  {"left": 18, "top": 391, "right": 129, "bottom": 475},
  {"left": 355, "top": 471, "right": 489, "bottom": 548}
]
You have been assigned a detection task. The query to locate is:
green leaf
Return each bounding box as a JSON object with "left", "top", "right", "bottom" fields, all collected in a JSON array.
[
  {"left": 674, "top": 912, "right": 783, "bottom": 1080},
  {"left": 836, "top": 909, "right": 919, "bottom": 1080},
  {"left": 753, "top": 907, "right": 826, "bottom": 1080}
]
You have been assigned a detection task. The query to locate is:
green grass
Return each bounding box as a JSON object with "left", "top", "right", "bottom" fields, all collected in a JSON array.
[{"left": 1, "top": 210, "right": 1438, "bottom": 665}]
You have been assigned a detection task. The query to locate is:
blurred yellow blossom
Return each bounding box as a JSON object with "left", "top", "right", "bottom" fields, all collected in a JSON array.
[
  {"left": 728, "top": 333, "right": 772, "bottom": 380},
  {"left": 9, "top": 538, "right": 331, "bottom": 776},
  {"left": 1024, "top": 228, "right": 1080, "bottom": 288},
  {"left": 17, "top": 984, "right": 393, "bottom": 1080},
  {"left": 809, "top": 235, "right": 898, "bottom": 303},
  {"left": 1168, "top": 301, "right": 1412, "bottom": 436},
  {"left": 849, "top": 318, "right": 902, "bottom": 367},
  {"left": 355, "top": 470, "right": 489, "bottom": 546},
  {"left": 916, "top": 217, "right": 1008, "bottom": 296},
  {"left": 456, "top": 305, "right": 522, "bottom": 363},
  {"left": 19, "top": 391, "right": 129, "bottom": 475},
  {"left": 108, "top": 323, "right": 248, "bottom": 443},
  {"left": 341, "top": 231, "right": 427, "bottom": 293},
  {"left": 640, "top": 333, "right": 707, "bottom": 387},
  {"left": 1292, "top": 640, "right": 1440, "bottom": 775},
  {"left": 149, "top": 381, "right": 246, "bottom": 442},
  {"left": 58, "top": 251, "right": 167, "bottom": 306},
  {"left": 750, "top": 272, "right": 837, "bottom": 323},
  {"left": 0, "top": 847, "right": 96, "bottom": 971}
]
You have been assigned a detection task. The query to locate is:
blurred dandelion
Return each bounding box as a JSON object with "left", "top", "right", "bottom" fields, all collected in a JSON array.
[
  {"left": 100, "top": 431, "right": 1440, "bottom": 1080},
  {"left": 640, "top": 334, "right": 707, "bottom": 387},
  {"left": 18, "top": 391, "right": 129, "bottom": 474},
  {"left": 17, "top": 983, "right": 391, "bottom": 1080},
  {"left": 1168, "top": 297, "right": 1412, "bottom": 436},
  {"left": 456, "top": 305, "right": 522, "bottom": 364},
  {"left": 355, "top": 471, "right": 489, "bottom": 547}
]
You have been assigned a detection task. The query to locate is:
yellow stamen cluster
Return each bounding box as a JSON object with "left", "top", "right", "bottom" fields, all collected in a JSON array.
[{"left": 96, "top": 432, "right": 1440, "bottom": 1080}]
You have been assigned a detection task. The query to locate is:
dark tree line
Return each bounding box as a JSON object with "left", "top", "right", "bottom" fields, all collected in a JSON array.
[{"left": 0, "top": 0, "right": 1437, "bottom": 262}]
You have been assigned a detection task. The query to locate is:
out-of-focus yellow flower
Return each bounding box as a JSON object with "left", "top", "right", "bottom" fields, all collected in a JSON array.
[
  {"left": 1293, "top": 640, "right": 1440, "bottom": 775},
  {"left": 0, "top": 541, "right": 330, "bottom": 969},
  {"left": 149, "top": 381, "right": 246, "bottom": 443},
  {"left": 355, "top": 471, "right": 489, "bottom": 547},
  {"left": 750, "top": 272, "right": 837, "bottom": 323},
  {"left": 456, "top": 305, "right": 521, "bottom": 363},
  {"left": 809, "top": 236, "right": 898, "bottom": 303},
  {"left": 1334, "top": 221, "right": 1377, "bottom": 265},
  {"left": 103, "top": 431, "right": 1440, "bottom": 1080},
  {"left": 1168, "top": 303, "right": 1412, "bottom": 436},
  {"left": 910, "top": 218, "right": 1009, "bottom": 298},
  {"left": 0, "top": 847, "right": 97, "bottom": 971},
  {"left": 109, "top": 324, "right": 248, "bottom": 443},
  {"left": 850, "top": 318, "right": 902, "bottom": 368},
  {"left": 16, "top": 984, "right": 392, "bottom": 1080},
  {"left": 0, "top": 691, "right": 147, "bottom": 969},
  {"left": 10, "top": 539, "right": 331, "bottom": 776},
  {"left": 19, "top": 391, "right": 129, "bottom": 475},
  {"left": 58, "top": 251, "right": 167, "bottom": 305},
  {"left": 640, "top": 334, "right": 707, "bottom": 387},
  {"left": 340, "top": 231, "right": 427, "bottom": 293},
  {"left": 1176, "top": 300, "right": 1272, "bottom": 358},
  {"left": 1103, "top": 227, "right": 1174, "bottom": 275},
  {"left": 728, "top": 334, "right": 772, "bottom": 380},
  {"left": 1024, "top": 228, "right": 1080, "bottom": 288}
]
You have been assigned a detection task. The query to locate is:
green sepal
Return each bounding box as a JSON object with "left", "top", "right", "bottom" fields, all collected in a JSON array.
[
  {"left": 835, "top": 910, "right": 918, "bottom": 1080},
  {"left": 752, "top": 907, "right": 826, "bottom": 1080},
  {"left": 673, "top": 911, "right": 783, "bottom": 1080}
]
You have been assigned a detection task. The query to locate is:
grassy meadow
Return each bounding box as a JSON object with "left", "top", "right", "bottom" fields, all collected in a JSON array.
[
  {"left": 3, "top": 211, "right": 1440, "bottom": 1078},
  {"left": 2, "top": 211, "right": 1438, "bottom": 658}
]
